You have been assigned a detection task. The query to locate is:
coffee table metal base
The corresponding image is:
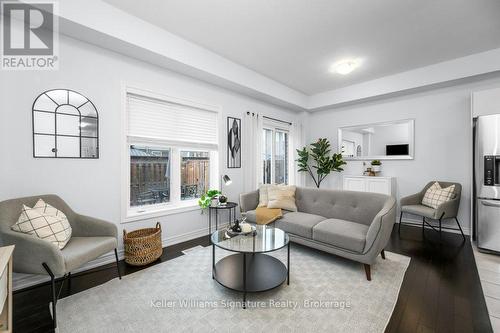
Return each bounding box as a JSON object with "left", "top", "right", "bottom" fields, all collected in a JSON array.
[{"left": 213, "top": 252, "right": 288, "bottom": 308}]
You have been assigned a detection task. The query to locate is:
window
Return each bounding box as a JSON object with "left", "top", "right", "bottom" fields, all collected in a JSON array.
[
  {"left": 274, "top": 130, "right": 289, "bottom": 184},
  {"left": 130, "top": 146, "right": 170, "bottom": 207},
  {"left": 181, "top": 151, "right": 210, "bottom": 200},
  {"left": 125, "top": 89, "right": 219, "bottom": 218},
  {"left": 262, "top": 123, "right": 290, "bottom": 185}
]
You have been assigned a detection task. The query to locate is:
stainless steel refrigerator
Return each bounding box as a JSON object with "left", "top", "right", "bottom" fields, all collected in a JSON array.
[{"left": 475, "top": 114, "right": 500, "bottom": 253}]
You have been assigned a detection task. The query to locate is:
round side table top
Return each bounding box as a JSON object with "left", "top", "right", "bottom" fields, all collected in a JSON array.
[{"left": 208, "top": 202, "right": 238, "bottom": 210}]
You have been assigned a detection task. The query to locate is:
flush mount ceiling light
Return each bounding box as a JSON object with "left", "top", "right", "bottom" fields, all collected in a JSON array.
[{"left": 331, "top": 59, "right": 361, "bottom": 75}]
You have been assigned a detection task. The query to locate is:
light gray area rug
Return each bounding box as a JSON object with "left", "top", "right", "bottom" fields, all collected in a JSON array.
[{"left": 57, "top": 245, "right": 410, "bottom": 333}]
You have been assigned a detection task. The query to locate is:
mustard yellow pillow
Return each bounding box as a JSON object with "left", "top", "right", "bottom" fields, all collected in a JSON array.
[{"left": 267, "top": 185, "right": 297, "bottom": 211}]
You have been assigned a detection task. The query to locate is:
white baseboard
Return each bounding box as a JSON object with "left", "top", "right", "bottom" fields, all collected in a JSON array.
[{"left": 13, "top": 224, "right": 227, "bottom": 291}]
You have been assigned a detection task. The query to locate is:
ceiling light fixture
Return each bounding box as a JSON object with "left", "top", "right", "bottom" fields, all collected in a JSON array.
[{"left": 331, "top": 59, "right": 361, "bottom": 75}]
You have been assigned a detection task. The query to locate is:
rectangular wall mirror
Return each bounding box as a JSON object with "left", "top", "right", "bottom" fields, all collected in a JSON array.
[{"left": 338, "top": 119, "right": 414, "bottom": 160}]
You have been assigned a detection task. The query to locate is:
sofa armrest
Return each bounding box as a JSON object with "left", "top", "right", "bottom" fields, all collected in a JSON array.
[
  {"left": 239, "top": 190, "right": 259, "bottom": 212},
  {"left": 72, "top": 214, "right": 118, "bottom": 238},
  {"left": 2, "top": 230, "right": 65, "bottom": 275},
  {"left": 435, "top": 197, "right": 460, "bottom": 219},
  {"left": 364, "top": 198, "right": 396, "bottom": 254},
  {"left": 400, "top": 192, "right": 423, "bottom": 206}
]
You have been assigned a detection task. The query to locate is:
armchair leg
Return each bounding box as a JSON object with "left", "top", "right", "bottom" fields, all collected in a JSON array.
[
  {"left": 114, "top": 248, "right": 122, "bottom": 280},
  {"left": 381, "top": 250, "right": 386, "bottom": 260},
  {"left": 439, "top": 216, "right": 442, "bottom": 239},
  {"left": 42, "top": 263, "right": 57, "bottom": 329},
  {"left": 398, "top": 211, "right": 403, "bottom": 234},
  {"left": 455, "top": 217, "right": 466, "bottom": 241},
  {"left": 363, "top": 264, "right": 371, "bottom": 281}
]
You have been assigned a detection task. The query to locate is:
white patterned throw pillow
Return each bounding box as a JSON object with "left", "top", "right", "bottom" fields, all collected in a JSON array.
[
  {"left": 421, "top": 182, "right": 455, "bottom": 209},
  {"left": 11, "top": 199, "right": 72, "bottom": 249}
]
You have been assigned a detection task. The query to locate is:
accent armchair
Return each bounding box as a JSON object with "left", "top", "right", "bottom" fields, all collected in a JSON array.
[
  {"left": 399, "top": 181, "right": 465, "bottom": 240},
  {"left": 0, "top": 194, "right": 121, "bottom": 329}
]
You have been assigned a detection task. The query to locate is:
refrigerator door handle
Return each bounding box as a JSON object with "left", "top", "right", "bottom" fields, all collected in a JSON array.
[{"left": 480, "top": 200, "right": 500, "bottom": 208}]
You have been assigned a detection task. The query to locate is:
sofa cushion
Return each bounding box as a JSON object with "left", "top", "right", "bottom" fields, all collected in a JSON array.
[
  {"left": 62, "top": 236, "right": 117, "bottom": 272},
  {"left": 312, "top": 219, "right": 369, "bottom": 253},
  {"left": 274, "top": 212, "right": 326, "bottom": 238},
  {"left": 401, "top": 204, "right": 436, "bottom": 219},
  {"left": 294, "top": 187, "right": 389, "bottom": 226},
  {"left": 245, "top": 209, "right": 257, "bottom": 223}
]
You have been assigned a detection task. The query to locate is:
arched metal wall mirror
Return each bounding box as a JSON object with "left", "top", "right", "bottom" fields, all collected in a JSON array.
[{"left": 32, "top": 89, "right": 99, "bottom": 158}]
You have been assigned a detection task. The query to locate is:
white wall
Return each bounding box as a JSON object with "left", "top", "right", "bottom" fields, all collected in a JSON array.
[
  {"left": 307, "top": 75, "right": 500, "bottom": 234},
  {"left": 0, "top": 35, "right": 297, "bottom": 287}
]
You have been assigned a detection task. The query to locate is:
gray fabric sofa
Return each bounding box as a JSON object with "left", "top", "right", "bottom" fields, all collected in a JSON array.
[{"left": 240, "top": 187, "right": 396, "bottom": 280}]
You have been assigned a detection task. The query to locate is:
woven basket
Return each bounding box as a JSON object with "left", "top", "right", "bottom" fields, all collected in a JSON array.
[{"left": 123, "top": 222, "right": 163, "bottom": 266}]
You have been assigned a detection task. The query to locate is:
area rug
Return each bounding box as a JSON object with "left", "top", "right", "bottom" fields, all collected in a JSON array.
[{"left": 56, "top": 244, "right": 410, "bottom": 333}]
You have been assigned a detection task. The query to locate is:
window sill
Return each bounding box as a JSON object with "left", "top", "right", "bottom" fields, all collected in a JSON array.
[{"left": 122, "top": 201, "right": 201, "bottom": 224}]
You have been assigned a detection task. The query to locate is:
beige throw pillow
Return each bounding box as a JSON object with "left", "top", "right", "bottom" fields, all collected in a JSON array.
[
  {"left": 422, "top": 182, "right": 455, "bottom": 209},
  {"left": 258, "top": 184, "right": 273, "bottom": 207},
  {"left": 258, "top": 184, "right": 288, "bottom": 207},
  {"left": 11, "top": 199, "right": 72, "bottom": 249},
  {"left": 267, "top": 185, "right": 297, "bottom": 211}
]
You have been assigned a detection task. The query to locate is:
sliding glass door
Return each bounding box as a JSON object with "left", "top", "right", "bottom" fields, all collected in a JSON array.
[{"left": 262, "top": 126, "right": 289, "bottom": 185}]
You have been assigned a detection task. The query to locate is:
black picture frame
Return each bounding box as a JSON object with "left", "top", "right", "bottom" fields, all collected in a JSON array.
[{"left": 227, "top": 116, "right": 241, "bottom": 168}]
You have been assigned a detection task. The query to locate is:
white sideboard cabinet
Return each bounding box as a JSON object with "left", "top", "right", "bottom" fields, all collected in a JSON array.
[{"left": 343, "top": 176, "right": 396, "bottom": 196}]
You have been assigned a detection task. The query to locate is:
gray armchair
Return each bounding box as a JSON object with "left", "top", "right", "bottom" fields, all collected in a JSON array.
[
  {"left": 0, "top": 194, "right": 121, "bottom": 329},
  {"left": 399, "top": 181, "right": 465, "bottom": 240}
]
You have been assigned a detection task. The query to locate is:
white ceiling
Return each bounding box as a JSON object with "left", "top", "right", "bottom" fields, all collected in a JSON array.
[{"left": 103, "top": 0, "right": 500, "bottom": 95}]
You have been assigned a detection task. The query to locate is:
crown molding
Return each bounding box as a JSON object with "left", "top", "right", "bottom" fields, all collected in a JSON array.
[{"left": 25, "top": 1, "right": 500, "bottom": 112}]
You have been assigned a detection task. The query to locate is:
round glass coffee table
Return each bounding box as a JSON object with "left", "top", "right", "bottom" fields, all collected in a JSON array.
[{"left": 211, "top": 225, "right": 290, "bottom": 308}]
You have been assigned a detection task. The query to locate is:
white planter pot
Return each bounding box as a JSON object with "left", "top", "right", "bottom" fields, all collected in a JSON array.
[{"left": 372, "top": 165, "right": 381, "bottom": 172}]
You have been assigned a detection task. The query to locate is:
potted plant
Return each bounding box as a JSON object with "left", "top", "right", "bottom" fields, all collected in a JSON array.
[
  {"left": 371, "top": 160, "right": 382, "bottom": 172},
  {"left": 296, "top": 138, "right": 347, "bottom": 188},
  {"left": 198, "top": 189, "right": 221, "bottom": 211}
]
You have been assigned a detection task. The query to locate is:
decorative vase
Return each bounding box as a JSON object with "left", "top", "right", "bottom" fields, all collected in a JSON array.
[{"left": 218, "top": 195, "right": 228, "bottom": 205}]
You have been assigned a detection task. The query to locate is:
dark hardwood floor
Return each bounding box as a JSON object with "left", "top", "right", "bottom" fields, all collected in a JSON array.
[{"left": 13, "top": 225, "right": 491, "bottom": 333}]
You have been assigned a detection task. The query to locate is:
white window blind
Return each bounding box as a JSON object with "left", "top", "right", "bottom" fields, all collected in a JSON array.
[{"left": 127, "top": 93, "right": 218, "bottom": 148}]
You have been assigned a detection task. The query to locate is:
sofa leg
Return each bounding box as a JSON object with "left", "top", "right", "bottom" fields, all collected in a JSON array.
[
  {"left": 364, "top": 264, "right": 371, "bottom": 281},
  {"left": 381, "top": 250, "right": 386, "bottom": 260},
  {"left": 114, "top": 248, "right": 122, "bottom": 280},
  {"left": 42, "top": 263, "right": 57, "bottom": 329}
]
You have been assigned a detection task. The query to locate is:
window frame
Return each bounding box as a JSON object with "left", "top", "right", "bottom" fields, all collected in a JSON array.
[
  {"left": 121, "top": 85, "right": 221, "bottom": 223},
  {"left": 262, "top": 119, "right": 291, "bottom": 185}
]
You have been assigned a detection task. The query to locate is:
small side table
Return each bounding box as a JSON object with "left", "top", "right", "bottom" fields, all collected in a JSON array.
[{"left": 208, "top": 202, "right": 238, "bottom": 234}]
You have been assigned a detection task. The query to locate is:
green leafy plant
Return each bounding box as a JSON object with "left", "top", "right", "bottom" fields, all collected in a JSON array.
[
  {"left": 296, "top": 138, "right": 346, "bottom": 188},
  {"left": 198, "top": 189, "right": 221, "bottom": 209},
  {"left": 371, "top": 160, "right": 382, "bottom": 166}
]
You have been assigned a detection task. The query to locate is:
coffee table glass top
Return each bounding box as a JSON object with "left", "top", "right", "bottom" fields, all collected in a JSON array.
[{"left": 211, "top": 225, "right": 289, "bottom": 254}]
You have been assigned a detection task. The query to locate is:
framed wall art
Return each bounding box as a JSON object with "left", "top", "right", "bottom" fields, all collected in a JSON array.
[{"left": 227, "top": 116, "right": 241, "bottom": 168}]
